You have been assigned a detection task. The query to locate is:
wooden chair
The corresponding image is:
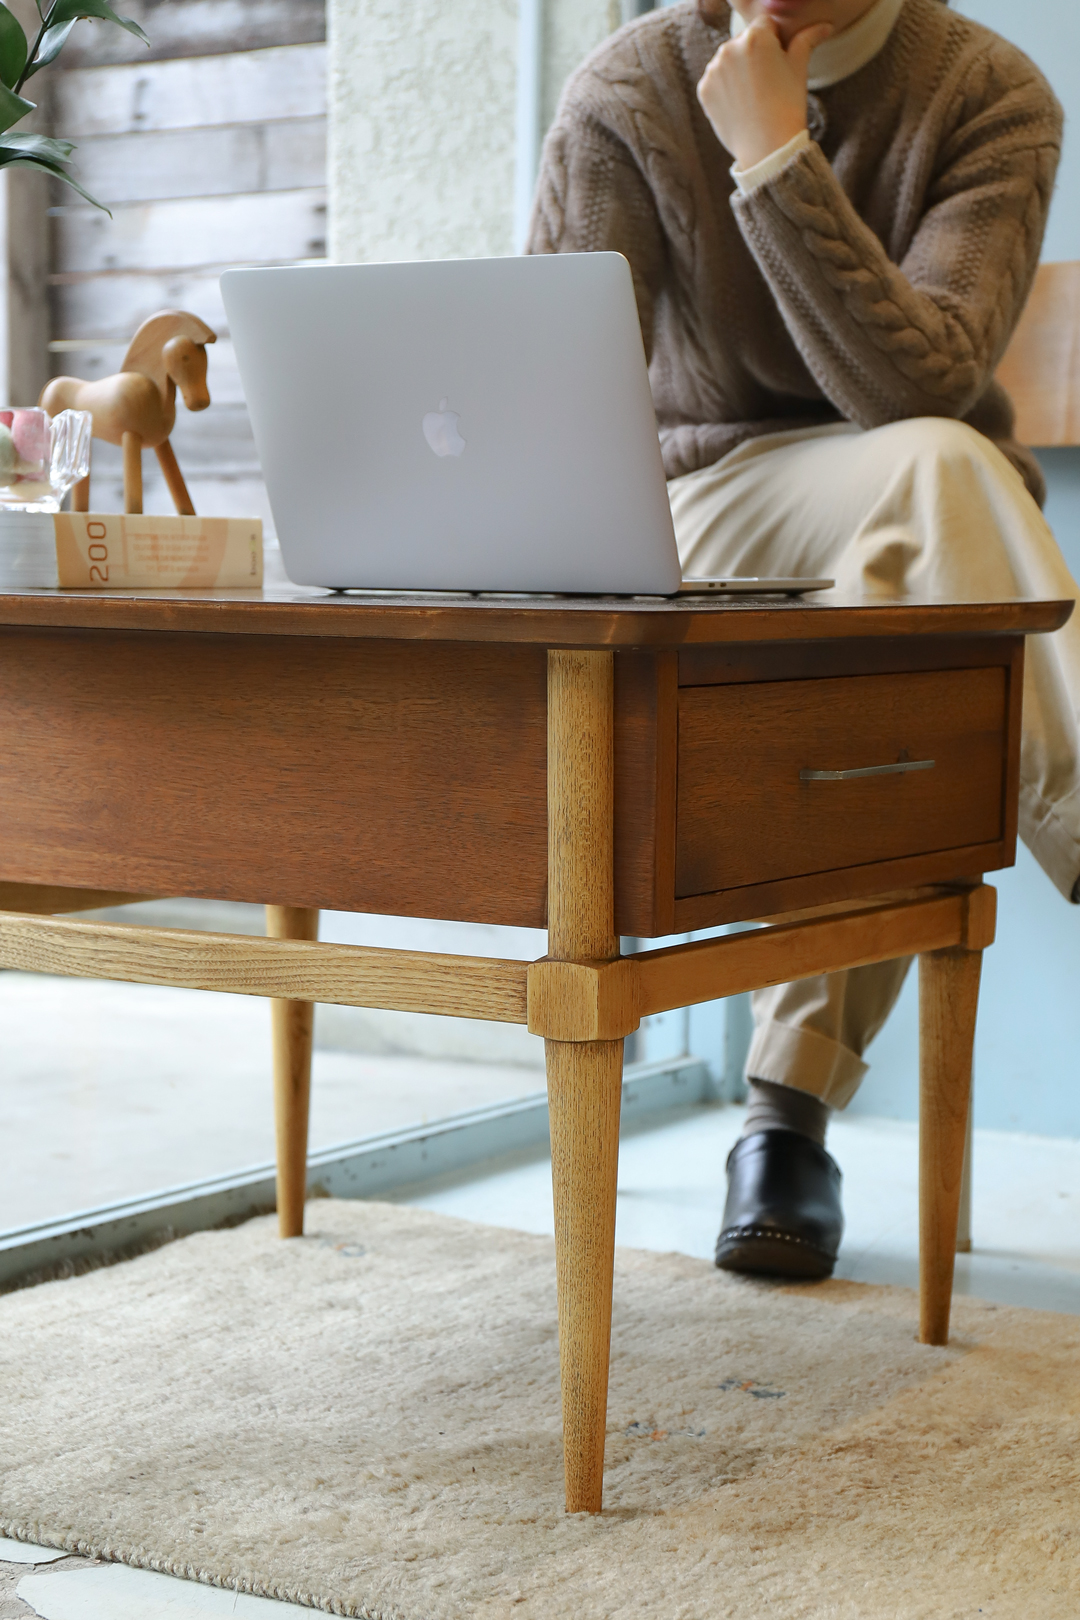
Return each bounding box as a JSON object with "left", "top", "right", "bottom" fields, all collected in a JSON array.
[{"left": 997, "top": 261, "right": 1080, "bottom": 447}]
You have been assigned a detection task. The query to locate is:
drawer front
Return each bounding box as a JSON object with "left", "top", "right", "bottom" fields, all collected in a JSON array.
[{"left": 676, "top": 667, "right": 1007, "bottom": 898}]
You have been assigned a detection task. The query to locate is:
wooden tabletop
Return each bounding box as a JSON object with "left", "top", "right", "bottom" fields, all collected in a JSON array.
[{"left": 0, "top": 585, "right": 1069, "bottom": 647}]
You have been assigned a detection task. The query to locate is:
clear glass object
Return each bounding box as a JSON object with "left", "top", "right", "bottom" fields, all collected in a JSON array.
[{"left": 0, "top": 407, "right": 92, "bottom": 512}]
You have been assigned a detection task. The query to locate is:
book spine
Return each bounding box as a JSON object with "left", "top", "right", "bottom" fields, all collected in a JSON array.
[{"left": 53, "top": 513, "right": 264, "bottom": 588}]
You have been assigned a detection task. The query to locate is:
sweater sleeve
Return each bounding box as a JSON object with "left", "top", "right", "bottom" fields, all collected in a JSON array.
[
  {"left": 526, "top": 110, "right": 668, "bottom": 361},
  {"left": 730, "top": 51, "right": 1062, "bottom": 427}
]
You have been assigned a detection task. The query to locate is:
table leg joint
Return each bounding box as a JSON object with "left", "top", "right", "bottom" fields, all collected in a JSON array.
[{"left": 527, "top": 956, "right": 639, "bottom": 1041}]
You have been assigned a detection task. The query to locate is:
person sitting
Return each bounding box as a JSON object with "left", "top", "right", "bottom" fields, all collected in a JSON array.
[{"left": 527, "top": 0, "right": 1076, "bottom": 1278}]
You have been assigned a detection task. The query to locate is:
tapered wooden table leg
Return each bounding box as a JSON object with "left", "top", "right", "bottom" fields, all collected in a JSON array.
[
  {"left": 545, "top": 648, "right": 622, "bottom": 1515},
  {"left": 546, "top": 1034, "right": 623, "bottom": 1513},
  {"left": 266, "top": 905, "right": 319, "bottom": 1238},
  {"left": 918, "top": 945, "right": 982, "bottom": 1345}
]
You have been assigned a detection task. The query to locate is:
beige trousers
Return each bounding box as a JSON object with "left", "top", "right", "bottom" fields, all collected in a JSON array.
[{"left": 668, "top": 418, "right": 1080, "bottom": 1108}]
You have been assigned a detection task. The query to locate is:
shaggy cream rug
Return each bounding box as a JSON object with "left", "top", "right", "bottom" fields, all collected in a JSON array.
[{"left": 1, "top": 1200, "right": 1078, "bottom": 1620}]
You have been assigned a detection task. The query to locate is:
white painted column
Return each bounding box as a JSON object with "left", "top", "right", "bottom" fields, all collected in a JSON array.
[
  {"left": 329, "top": 0, "right": 613, "bottom": 266},
  {"left": 513, "top": 0, "right": 544, "bottom": 253}
]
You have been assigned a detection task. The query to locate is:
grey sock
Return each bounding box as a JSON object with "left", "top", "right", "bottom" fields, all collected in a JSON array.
[{"left": 741, "top": 1078, "right": 830, "bottom": 1149}]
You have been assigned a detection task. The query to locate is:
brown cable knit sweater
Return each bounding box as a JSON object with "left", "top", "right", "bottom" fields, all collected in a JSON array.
[{"left": 526, "top": 0, "right": 1062, "bottom": 502}]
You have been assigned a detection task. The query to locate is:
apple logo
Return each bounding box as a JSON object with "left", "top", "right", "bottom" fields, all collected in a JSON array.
[{"left": 422, "top": 398, "right": 466, "bottom": 458}]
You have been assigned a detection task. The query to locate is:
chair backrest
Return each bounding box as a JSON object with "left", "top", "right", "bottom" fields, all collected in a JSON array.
[{"left": 997, "top": 261, "right": 1080, "bottom": 447}]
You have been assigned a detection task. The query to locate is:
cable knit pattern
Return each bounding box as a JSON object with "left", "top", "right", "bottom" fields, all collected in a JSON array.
[{"left": 527, "top": 0, "right": 1062, "bottom": 499}]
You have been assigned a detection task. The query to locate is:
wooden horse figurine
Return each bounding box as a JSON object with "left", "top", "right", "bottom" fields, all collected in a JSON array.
[{"left": 40, "top": 310, "right": 217, "bottom": 515}]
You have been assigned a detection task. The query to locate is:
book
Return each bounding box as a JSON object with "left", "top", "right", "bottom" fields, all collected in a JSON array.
[{"left": 0, "top": 510, "right": 264, "bottom": 589}]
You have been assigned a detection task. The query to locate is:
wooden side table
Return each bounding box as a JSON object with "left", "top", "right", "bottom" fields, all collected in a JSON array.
[{"left": 0, "top": 587, "right": 1068, "bottom": 1513}]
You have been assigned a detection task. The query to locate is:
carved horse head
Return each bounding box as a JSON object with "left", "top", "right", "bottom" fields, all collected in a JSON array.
[{"left": 122, "top": 310, "right": 217, "bottom": 415}]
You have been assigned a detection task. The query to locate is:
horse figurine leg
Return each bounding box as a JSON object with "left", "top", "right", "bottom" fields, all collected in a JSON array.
[
  {"left": 154, "top": 437, "right": 196, "bottom": 516},
  {"left": 122, "top": 431, "right": 143, "bottom": 514},
  {"left": 72, "top": 471, "right": 90, "bottom": 512}
]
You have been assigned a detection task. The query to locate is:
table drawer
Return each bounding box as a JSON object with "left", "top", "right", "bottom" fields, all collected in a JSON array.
[{"left": 676, "top": 667, "right": 1007, "bottom": 898}]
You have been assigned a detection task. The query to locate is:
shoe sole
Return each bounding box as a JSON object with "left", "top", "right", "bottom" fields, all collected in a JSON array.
[{"left": 715, "top": 1228, "right": 836, "bottom": 1281}]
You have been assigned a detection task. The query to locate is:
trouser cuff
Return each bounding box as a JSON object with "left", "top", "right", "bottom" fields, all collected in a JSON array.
[{"left": 745, "top": 1020, "right": 868, "bottom": 1111}]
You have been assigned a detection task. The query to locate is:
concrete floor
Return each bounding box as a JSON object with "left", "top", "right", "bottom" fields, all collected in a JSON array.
[
  {"left": 0, "top": 974, "right": 540, "bottom": 1230},
  {"left": 0, "top": 1552, "right": 311, "bottom": 1619},
  {"left": 399, "top": 1102, "right": 1080, "bottom": 1316}
]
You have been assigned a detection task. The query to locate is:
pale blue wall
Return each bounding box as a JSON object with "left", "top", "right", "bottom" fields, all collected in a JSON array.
[{"left": 849, "top": 1, "right": 1080, "bottom": 1136}]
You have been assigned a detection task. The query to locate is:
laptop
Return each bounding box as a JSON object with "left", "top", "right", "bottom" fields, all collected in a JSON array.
[{"left": 222, "top": 254, "right": 831, "bottom": 597}]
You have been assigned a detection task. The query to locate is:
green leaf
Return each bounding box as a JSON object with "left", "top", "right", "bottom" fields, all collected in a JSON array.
[
  {"left": 0, "top": 129, "right": 75, "bottom": 162},
  {"left": 0, "top": 79, "right": 33, "bottom": 133},
  {"left": 0, "top": 5, "right": 28, "bottom": 89},
  {"left": 0, "top": 150, "right": 110, "bottom": 213},
  {"left": 21, "top": 0, "right": 148, "bottom": 88},
  {"left": 38, "top": 0, "right": 148, "bottom": 46},
  {"left": 24, "top": 16, "right": 76, "bottom": 74}
]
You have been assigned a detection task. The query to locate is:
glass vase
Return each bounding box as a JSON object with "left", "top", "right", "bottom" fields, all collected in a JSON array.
[{"left": 0, "top": 408, "right": 92, "bottom": 512}]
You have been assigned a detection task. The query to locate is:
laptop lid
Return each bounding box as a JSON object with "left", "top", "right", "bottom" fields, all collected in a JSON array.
[{"left": 221, "top": 253, "right": 681, "bottom": 594}]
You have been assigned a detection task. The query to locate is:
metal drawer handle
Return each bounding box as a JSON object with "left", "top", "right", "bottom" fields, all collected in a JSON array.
[{"left": 800, "top": 758, "right": 936, "bottom": 782}]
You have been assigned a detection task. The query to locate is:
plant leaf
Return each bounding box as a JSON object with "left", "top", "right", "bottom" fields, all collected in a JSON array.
[
  {"left": 23, "top": 16, "right": 76, "bottom": 75},
  {"left": 0, "top": 79, "right": 33, "bottom": 133},
  {"left": 0, "top": 5, "right": 28, "bottom": 89},
  {"left": 0, "top": 129, "right": 75, "bottom": 162},
  {"left": 0, "top": 150, "right": 110, "bottom": 213},
  {"left": 36, "top": 0, "right": 148, "bottom": 45}
]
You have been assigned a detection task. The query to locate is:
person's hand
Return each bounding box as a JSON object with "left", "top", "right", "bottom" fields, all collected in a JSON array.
[{"left": 697, "top": 16, "right": 834, "bottom": 171}]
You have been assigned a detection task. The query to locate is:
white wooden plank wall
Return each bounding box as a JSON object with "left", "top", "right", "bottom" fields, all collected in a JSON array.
[
  {"left": 44, "top": 8, "right": 326, "bottom": 528},
  {"left": 53, "top": 44, "right": 328, "bottom": 134},
  {"left": 59, "top": 1, "right": 326, "bottom": 66}
]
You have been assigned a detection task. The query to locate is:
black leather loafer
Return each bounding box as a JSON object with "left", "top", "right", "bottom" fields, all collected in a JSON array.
[{"left": 715, "top": 1129, "right": 843, "bottom": 1280}]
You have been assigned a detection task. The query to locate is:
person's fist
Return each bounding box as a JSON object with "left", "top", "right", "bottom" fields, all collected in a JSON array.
[{"left": 697, "top": 16, "right": 833, "bottom": 171}]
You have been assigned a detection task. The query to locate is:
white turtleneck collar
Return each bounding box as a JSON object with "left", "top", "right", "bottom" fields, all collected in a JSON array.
[{"left": 729, "top": 0, "right": 906, "bottom": 90}]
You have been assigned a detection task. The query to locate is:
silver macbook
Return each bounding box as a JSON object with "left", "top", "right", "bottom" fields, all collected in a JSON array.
[{"left": 222, "top": 255, "right": 830, "bottom": 597}]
